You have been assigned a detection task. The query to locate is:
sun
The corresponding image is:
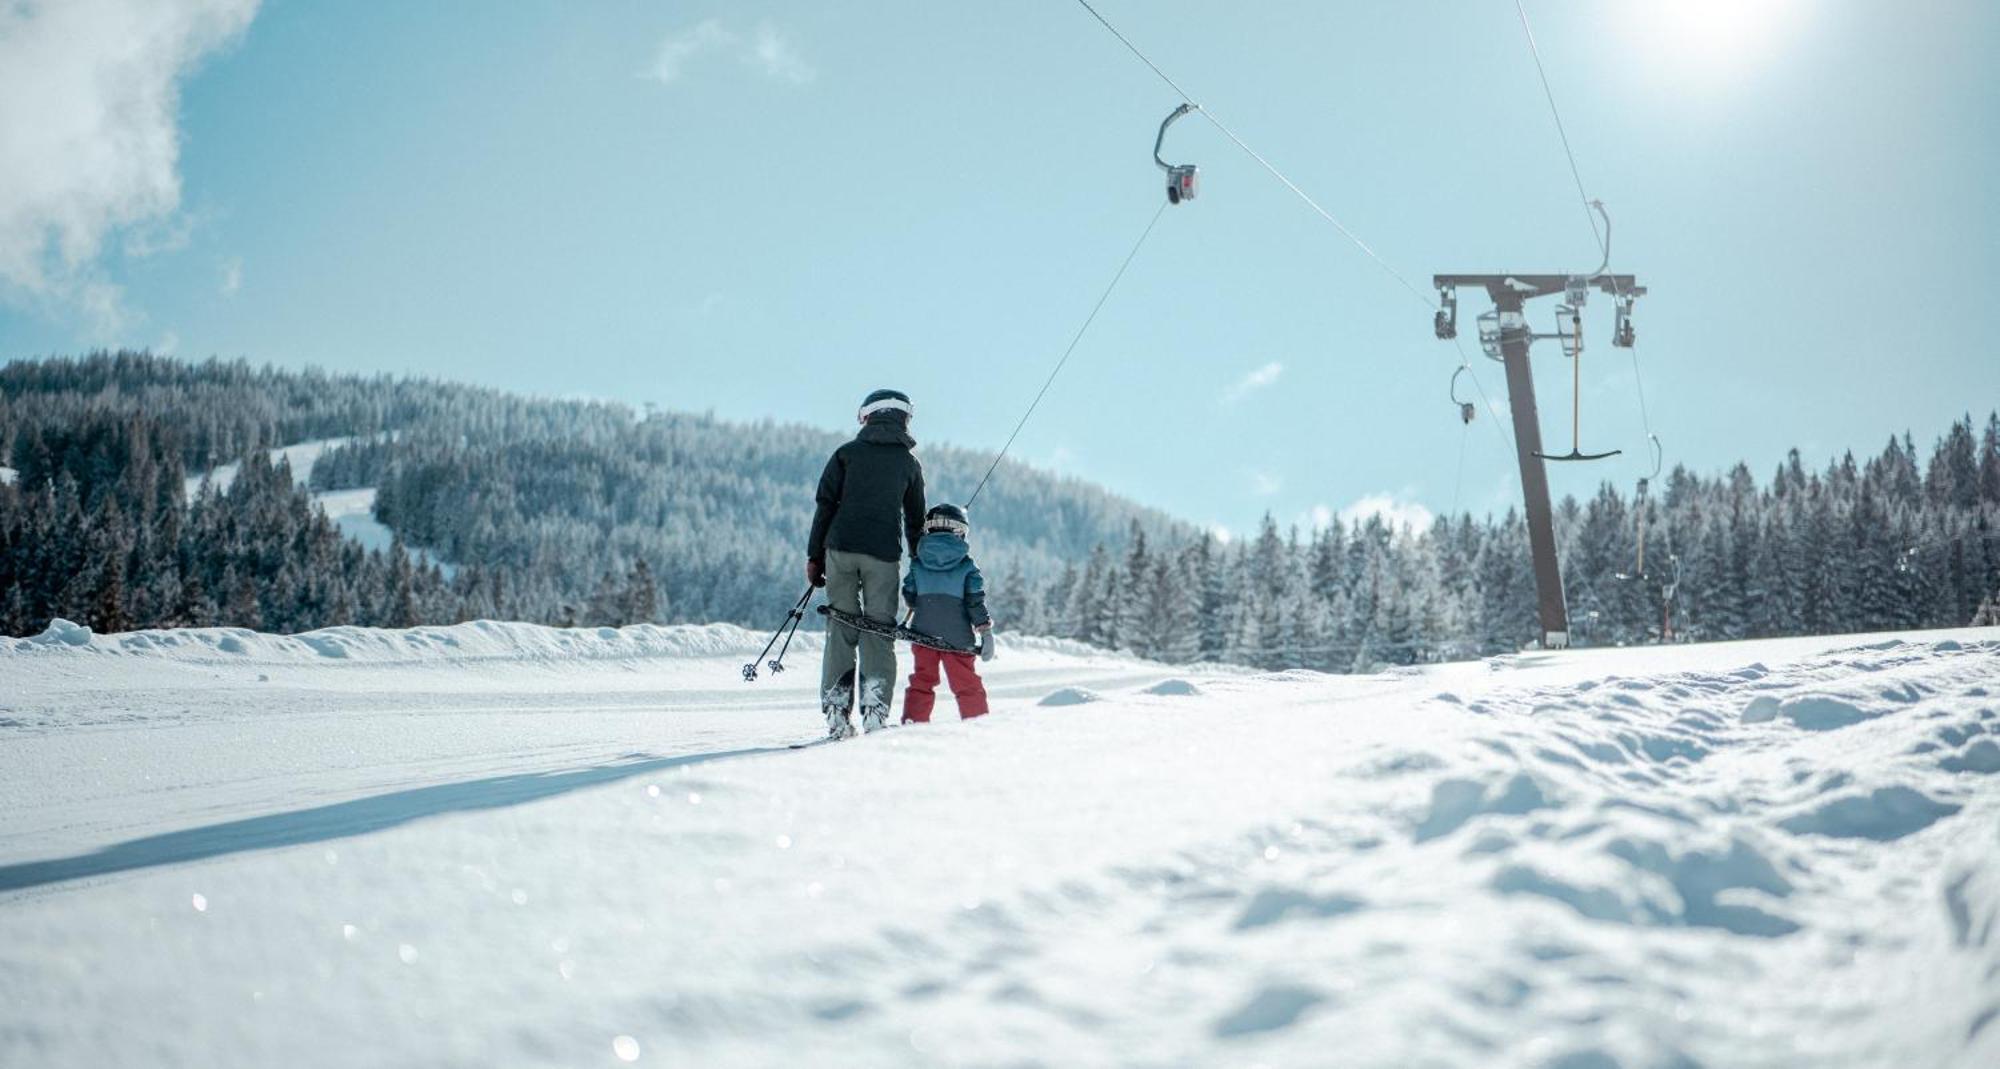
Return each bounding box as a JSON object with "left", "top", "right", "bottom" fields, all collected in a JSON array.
[{"left": 1621, "top": 0, "right": 1805, "bottom": 86}]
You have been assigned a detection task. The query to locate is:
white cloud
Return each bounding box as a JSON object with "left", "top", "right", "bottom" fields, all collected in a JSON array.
[
  {"left": 644, "top": 19, "right": 814, "bottom": 87},
  {"left": 644, "top": 18, "right": 733, "bottom": 84},
  {"left": 74, "top": 279, "right": 131, "bottom": 339},
  {"left": 1222, "top": 361, "right": 1284, "bottom": 404},
  {"left": 750, "top": 21, "right": 814, "bottom": 83},
  {"left": 1248, "top": 469, "right": 1282, "bottom": 496},
  {"left": 122, "top": 212, "right": 196, "bottom": 259},
  {"left": 156, "top": 330, "right": 179, "bottom": 355},
  {"left": 0, "top": 0, "right": 259, "bottom": 335},
  {"left": 1339, "top": 493, "right": 1436, "bottom": 534},
  {"left": 219, "top": 256, "right": 242, "bottom": 297}
]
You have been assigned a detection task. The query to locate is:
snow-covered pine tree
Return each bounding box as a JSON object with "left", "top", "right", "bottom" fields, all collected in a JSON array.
[
  {"left": 998, "top": 561, "right": 1031, "bottom": 634},
  {"left": 1927, "top": 417, "right": 1982, "bottom": 512},
  {"left": 1974, "top": 587, "right": 2000, "bottom": 627},
  {"left": 1144, "top": 555, "right": 1190, "bottom": 663},
  {"left": 1195, "top": 535, "right": 1227, "bottom": 661},
  {"left": 89, "top": 554, "right": 131, "bottom": 634},
  {"left": 1117, "top": 522, "right": 1153, "bottom": 656},
  {"left": 1980, "top": 414, "right": 2000, "bottom": 507},
  {"left": 387, "top": 536, "right": 419, "bottom": 629},
  {"left": 624, "top": 559, "right": 659, "bottom": 624},
  {"left": 584, "top": 568, "right": 623, "bottom": 627},
  {"left": 1069, "top": 545, "right": 1111, "bottom": 647},
  {"left": 1088, "top": 553, "right": 1122, "bottom": 651}
]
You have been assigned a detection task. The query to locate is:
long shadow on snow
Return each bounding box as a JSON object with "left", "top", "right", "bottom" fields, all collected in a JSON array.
[{"left": 0, "top": 746, "right": 781, "bottom": 893}]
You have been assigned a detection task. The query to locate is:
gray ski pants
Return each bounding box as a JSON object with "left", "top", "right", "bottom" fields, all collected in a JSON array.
[{"left": 821, "top": 548, "right": 901, "bottom": 711}]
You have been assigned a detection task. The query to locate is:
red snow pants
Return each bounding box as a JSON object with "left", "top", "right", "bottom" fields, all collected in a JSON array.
[{"left": 903, "top": 646, "right": 989, "bottom": 722}]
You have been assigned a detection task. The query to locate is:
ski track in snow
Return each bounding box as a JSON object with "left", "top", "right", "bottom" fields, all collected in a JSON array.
[{"left": 1, "top": 622, "right": 1998, "bottom": 1067}]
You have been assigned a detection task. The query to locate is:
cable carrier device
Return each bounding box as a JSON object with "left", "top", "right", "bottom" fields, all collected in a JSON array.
[{"left": 1154, "top": 103, "right": 1200, "bottom": 205}]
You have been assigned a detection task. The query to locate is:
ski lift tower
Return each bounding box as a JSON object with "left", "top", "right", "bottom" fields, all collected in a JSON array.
[{"left": 1432, "top": 272, "right": 1645, "bottom": 649}]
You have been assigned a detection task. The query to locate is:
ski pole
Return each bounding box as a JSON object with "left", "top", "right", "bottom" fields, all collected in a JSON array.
[
  {"left": 766, "top": 598, "right": 810, "bottom": 674},
  {"left": 743, "top": 587, "right": 813, "bottom": 682}
]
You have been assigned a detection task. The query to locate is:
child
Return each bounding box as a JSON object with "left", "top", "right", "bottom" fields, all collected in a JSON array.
[{"left": 901, "top": 503, "right": 996, "bottom": 722}]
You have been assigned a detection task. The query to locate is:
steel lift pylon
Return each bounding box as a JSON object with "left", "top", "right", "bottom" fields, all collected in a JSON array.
[{"left": 1433, "top": 272, "right": 1645, "bottom": 649}]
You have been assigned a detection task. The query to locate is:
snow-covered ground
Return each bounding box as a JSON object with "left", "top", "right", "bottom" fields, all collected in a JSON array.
[
  {"left": 2, "top": 622, "right": 1997, "bottom": 1067},
  {"left": 0, "top": 465, "right": 16, "bottom": 485}
]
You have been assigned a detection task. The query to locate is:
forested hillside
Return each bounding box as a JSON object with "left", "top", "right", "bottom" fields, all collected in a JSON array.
[
  {"left": 0, "top": 352, "right": 1180, "bottom": 634},
  {"left": 2, "top": 352, "right": 1995, "bottom": 666}
]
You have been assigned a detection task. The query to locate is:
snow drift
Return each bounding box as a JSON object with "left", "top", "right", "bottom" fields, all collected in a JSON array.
[{"left": 1, "top": 623, "right": 1997, "bottom": 1067}]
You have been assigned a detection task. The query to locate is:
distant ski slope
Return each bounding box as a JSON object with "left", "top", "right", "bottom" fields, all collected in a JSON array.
[
  {"left": 182, "top": 437, "right": 450, "bottom": 572},
  {"left": 180, "top": 437, "right": 357, "bottom": 501},
  {"left": 1, "top": 623, "right": 1996, "bottom": 1067}
]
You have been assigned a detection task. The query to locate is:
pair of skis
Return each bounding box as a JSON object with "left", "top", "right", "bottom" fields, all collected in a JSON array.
[
  {"left": 746, "top": 597, "right": 972, "bottom": 748},
  {"left": 785, "top": 607, "right": 973, "bottom": 749},
  {"left": 787, "top": 663, "right": 899, "bottom": 749}
]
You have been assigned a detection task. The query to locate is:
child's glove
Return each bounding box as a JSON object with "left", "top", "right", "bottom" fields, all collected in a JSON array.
[{"left": 978, "top": 627, "right": 996, "bottom": 662}]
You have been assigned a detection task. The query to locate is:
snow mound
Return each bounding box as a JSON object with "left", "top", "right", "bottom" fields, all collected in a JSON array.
[
  {"left": 27, "top": 618, "right": 93, "bottom": 646},
  {"left": 1779, "top": 694, "right": 1877, "bottom": 730},
  {"left": 1412, "top": 773, "right": 1552, "bottom": 842},
  {"left": 1232, "top": 887, "right": 1363, "bottom": 930},
  {"left": 1778, "top": 786, "right": 1961, "bottom": 842},
  {"left": 1941, "top": 740, "right": 2000, "bottom": 775},
  {"left": 1038, "top": 686, "right": 1102, "bottom": 707},
  {"left": 1741, "top": 694, "right": 1782, "bottom": 723},
  {"left": 1145, "top": 678, "right": 1202, "bottom": 696},
  {"left": 1, "top": 618, "right": 794, "bottom": 665},
  {"left": 1213, "top": 983, "right": 1325, "bottom": 1038}
]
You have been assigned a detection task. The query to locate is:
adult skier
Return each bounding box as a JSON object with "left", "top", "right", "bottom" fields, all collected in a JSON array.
[
  {"left": 807, "top": 388, "right": 926, "bottom": 738},
  {"left": 900, "top": 503, "right": 996, "bottom": 723}
]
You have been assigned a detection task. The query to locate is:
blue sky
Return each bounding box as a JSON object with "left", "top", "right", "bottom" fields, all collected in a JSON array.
[{"left": 2, "top": 1, "right": 1995, "bottom": 536}]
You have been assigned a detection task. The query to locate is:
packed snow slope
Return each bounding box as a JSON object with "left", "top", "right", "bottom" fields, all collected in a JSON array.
[
  {"left": 2, "top": 622, "right": 1998, "bottom": 1068},
  {"left": 181, "top": 436, "right": 447, "bottom": 569}
]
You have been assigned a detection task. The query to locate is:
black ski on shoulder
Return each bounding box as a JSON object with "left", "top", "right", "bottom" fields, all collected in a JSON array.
[{"left": 816, "top": 605, "right": 977, "bottom": 655}]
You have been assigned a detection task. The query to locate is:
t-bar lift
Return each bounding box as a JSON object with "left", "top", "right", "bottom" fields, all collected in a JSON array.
[{"left": 1432, "top": 271, "right": 1645, "bottom": 649}]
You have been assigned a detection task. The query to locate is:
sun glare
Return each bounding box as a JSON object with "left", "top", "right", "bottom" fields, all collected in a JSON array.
[{"left": 1624, "top": 0, "right": 1804, "bottom": 86}]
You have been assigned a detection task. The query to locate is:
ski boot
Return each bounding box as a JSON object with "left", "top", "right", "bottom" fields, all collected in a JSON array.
[
  {"left": 859, "top": 680, "right": 890, "bottom": 733},
  {"left": 822, "top": 675, "right": 857, "bottom": 741}
]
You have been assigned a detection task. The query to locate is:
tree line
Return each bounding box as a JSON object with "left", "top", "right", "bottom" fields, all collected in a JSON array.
[
  {"left": 3, "top": 353, "right": 1994, "bottom": 665},
  {"left": 1, "top": 352, "right": 1180, "bottom": 636},
  {"left": 994, "top": 419, "right": 2000, "bottom": 669},
  {"left": 0, "top": 410, "right": 465, "bottom": 635}
]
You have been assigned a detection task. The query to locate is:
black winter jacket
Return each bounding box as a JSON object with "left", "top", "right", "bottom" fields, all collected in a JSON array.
[{"left": 807, "top": 417, "right": 926, "bottom": 564}]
